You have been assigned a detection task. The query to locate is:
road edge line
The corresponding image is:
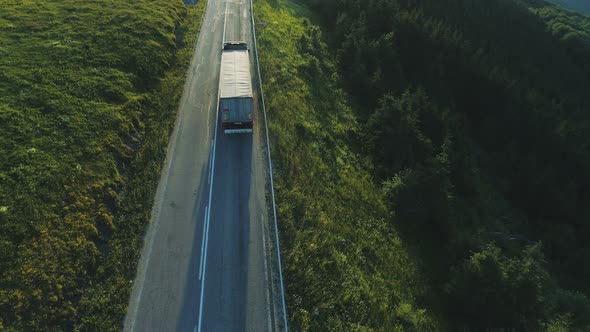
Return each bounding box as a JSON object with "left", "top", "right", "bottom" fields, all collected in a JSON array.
[{"left": 197, "top": 0, "right": 228, "bottom": 330}]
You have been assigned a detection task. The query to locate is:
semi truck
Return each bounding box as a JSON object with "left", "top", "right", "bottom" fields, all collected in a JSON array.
[{"left": 219, "top": 42, "right": 254, "bottom": 134}]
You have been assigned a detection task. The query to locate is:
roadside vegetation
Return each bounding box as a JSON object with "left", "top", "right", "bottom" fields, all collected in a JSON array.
[
  {"left": 255, "top": 0, "right": 441, "bottom": 330},
  {"left": 256, "top": 0, "right": 590, "bottom": 330},
  {"left": 0, "top": 0, "right": 206, "bottom": 330}
]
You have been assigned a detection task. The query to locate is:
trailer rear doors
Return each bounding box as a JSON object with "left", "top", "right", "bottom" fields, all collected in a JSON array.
[{"left": 220, "top": 97, "right": 253, "bottom": 134}]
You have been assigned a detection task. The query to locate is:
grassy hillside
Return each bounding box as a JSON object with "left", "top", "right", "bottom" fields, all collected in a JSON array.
[
  {"left": 254, "top": 0, "right": 442, "bottom": 330},
  {"left": 0, "top": 0, "right": 206, "bottom": 330},
  {"left": 257, "top": 0, "right": 590, "bottom": 330}
]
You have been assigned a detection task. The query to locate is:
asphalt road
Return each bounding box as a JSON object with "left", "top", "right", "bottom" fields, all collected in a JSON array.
[{"left": 123, "top": 0, "right": 274, "bottom": 330}]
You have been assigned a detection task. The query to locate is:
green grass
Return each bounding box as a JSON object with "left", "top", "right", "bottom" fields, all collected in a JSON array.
[
  {"left": 254, "top": 0, "right": 441, "bottom": 330},
  {"left": 262, "top": 0, "right": 590, "bottom": 329},
  {"left": 0, "top": 0, "right": 206, "bottom": 330}
]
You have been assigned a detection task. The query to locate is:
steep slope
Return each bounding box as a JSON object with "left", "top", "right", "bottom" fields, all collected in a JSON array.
[
  {"left": 0, "top": 1, "right": 206, "bottom": 330},
  {"left": 265, "top": 0, "right": 590, "bottom": 330},
  {"left": 254, "top": 0, "right": 442, "bottom": 330}
]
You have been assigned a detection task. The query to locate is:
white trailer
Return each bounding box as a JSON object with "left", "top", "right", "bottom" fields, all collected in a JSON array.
[{"left": 219, "top": 42, "right": 253, "bottom": 134}]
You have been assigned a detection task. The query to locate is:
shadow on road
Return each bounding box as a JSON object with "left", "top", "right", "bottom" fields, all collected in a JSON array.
[
  {"left": 177, "top": 131, "right": 254, "bottom": 331},
  {"left": 175, "top": 163, "right": 210, "bottom": 331}
]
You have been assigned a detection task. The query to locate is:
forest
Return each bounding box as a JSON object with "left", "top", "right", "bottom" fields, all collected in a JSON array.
[
  {"left": 548, "top": 0, "right": 590, "bottom": 16},
  {"left": 0, "top": 0, "right": 206, "bottom": 330},
  {"left": 256, "top": 0, "right": 590, "bottom": 330}
]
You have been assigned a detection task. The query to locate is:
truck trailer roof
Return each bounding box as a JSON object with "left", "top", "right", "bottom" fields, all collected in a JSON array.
[{"left": 219, "top": 48, "right": 253, "bottom": 99}]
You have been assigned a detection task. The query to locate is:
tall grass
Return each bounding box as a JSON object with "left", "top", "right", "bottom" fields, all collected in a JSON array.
[
  {"left": 254, "top": 0, "right": 440, "bottom": 330},
  {"left": 0, "top": 0, "right": 206, "bottom": 330}
]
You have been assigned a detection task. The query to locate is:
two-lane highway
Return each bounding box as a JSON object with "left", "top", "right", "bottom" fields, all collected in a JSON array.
[{"left": 124, "top": 0, "right": 275, "bottom": 330}]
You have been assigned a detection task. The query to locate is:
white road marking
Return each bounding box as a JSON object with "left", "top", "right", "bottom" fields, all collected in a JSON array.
[
  {"left": 223, "top": 0, "right": 228, "bottom": 45},
  {"left": 197, "top": 0, "right": 228, "bottom": 330},
  {"left": 208, "top": 140, "right": 214, "bottom": 185},
  {"left": 197, "top": 102, "right": 217, "bottom": 332},
  {"left": 199, "top": 206, "right": 208, "bottom": 280}
]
